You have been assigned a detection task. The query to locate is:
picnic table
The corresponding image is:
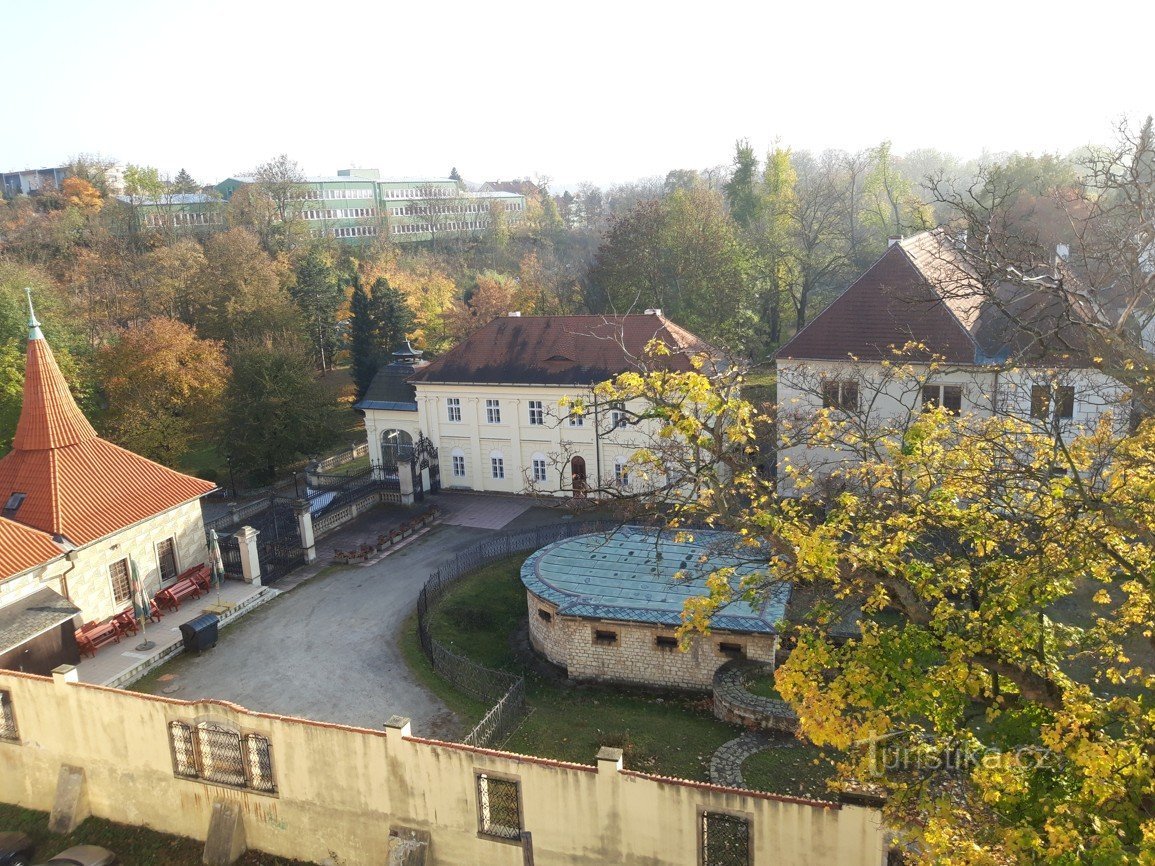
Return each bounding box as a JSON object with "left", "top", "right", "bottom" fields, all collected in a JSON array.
[
  {"left": 155, "top": 564, "right": 213, "bottom": 613},
  {"left": 76, "top": 620, "right": 121, "bottom": 658}
]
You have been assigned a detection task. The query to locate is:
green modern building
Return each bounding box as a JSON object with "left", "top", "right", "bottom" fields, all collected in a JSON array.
[
  {"left": 215, "top": 169, "right": 525, "bottom": 245},
  {"left": 112, "top": 193, "right": 226, "bottom": 235}
]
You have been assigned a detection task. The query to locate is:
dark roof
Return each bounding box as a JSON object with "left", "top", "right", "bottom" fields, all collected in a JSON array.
[
  {"left": 0, "top": 587, "right": 80, "bottom": 655},
  {"left": 776, "top": 241, "right": 977, "bottom": 363},
  {"left": 355, "top": 361, "right": 422, "bottom": 411},
  {"left": 409, "top": 314, "right": 713, "bottom": 385},
  {"left": 777, "top": 230, "right": 1099, "bottom": 367}
]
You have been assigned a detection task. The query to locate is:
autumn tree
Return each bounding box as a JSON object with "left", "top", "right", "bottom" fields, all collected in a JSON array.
[
  {"left": 237, "top": 154, "right": 309, "bottom": 253},
  {"left": 96, "top": 318, "right": 227, "bottom": 465},
  {"left": 190, "top": 227, "right": 298, "bottom": 342},
  {"left": 219, "top": 334, "right": 339, "bottom": 483}
]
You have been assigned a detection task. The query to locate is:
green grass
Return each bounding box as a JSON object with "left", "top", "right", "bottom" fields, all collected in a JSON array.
[
  {"left": 740, "top": 742, "right": 839, "bottom": 800},
  {"left": 0, "top": 804, "right": 313, "bottom": 866},
  {"left": 743, "top": 667, "right": 783, "bottom": 701},
  {"left": 405, "top": 555, "right": 764, "bottom": 780}
]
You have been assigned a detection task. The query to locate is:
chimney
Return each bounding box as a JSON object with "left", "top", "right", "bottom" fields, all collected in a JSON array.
[
  {"left": 507, "top": 311, "right": 521, "bottom": 317},
  {"left": 643, "top": 308, "right": 663, "bottom": 316},
  {"left": 887, "top": 236, "right": 901, "bottom": 248}
]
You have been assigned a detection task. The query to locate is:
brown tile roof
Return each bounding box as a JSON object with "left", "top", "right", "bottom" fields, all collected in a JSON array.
[
  {"left": 0, "top": 517, "right": 63, "bottom": 580},
  {"left": 0, "top": 331, "right": 216, "bottom": 547},
  {"left": 776, "top": 241, "right": 977, "bottom": 364},
  {"left": 777, "top": 229, "right": 1099, "bottom": 367},
  {"left": 409, "top": 314, "right": 714, "bottom": 385}
]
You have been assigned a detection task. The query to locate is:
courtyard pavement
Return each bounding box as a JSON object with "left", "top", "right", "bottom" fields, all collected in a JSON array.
[{"left": 126, "top": 492, "right": 603, "bottom": 739}]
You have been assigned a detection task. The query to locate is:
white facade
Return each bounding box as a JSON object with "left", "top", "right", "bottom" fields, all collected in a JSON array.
[
  {"left": 776, "top": 357, "right": 1132, "bottom": 481},
  {"left": 364, "top": 383, "right": 656, "bottom": 495}
]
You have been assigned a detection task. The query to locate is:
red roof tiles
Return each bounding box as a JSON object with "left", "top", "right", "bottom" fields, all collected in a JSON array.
[
  {"left": 0, "top": 332, "right": 215, "bottom": 549},
  {"left": 410, "top": 314, "right": 714, "bottom": 385},
  {"left": 0, "top": 517, "right": 62, "bottom": 579}
]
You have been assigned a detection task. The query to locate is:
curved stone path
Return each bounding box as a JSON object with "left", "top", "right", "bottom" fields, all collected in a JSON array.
[
  {"left": 709, "top": 660, "right": 802, "bottom": 788},
  {"left": 709, "top": 732, "right": 771, "bottom": 788}
]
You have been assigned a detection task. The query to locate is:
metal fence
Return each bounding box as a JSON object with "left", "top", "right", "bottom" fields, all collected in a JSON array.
[{"left": 416, "top": 520, "right": 614, "bottom": 748}]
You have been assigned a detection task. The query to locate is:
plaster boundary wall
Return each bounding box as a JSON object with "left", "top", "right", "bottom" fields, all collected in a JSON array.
[{"left": 0, "top": 670, "right": 886, "bottom": 865}]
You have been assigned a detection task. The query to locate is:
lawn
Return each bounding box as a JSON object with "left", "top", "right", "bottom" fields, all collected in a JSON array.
[
  {"left": 741, "top": 742, "right": 838, "bottom": 800},
  {"left": 0, "top": 804, "right": 313, "bottom": 866},
  {"left": 742, "top": 666, "right": 783, "bottom": 701},
  {"left": 404, "top": 554, "right": 796, "bottom": 782}
]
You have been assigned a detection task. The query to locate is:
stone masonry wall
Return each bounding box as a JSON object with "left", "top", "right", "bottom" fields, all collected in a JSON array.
[{"left": 526, "top": 590, "right": 777, "bottom": 691}]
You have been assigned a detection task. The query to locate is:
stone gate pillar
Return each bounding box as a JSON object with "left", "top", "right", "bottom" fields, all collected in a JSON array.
[
  {"left": 294, "top": 499, "right": 316, "bottom": 563},
  {"left": 398, "top": 459, "right": 415, "bottom": 505},
  {"left": 234, "top": 526, "right": 262, "bottom": 586}
]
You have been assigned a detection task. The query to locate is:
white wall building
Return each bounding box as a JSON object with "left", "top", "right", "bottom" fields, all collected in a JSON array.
[
  {"left": 775, "top": 230, "right": 1133, "bottom": 482},
  {"left": 357, "top": 313, "right": 713, "bottom": 496}
]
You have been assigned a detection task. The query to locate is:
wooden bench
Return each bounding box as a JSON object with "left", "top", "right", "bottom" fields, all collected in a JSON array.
[
  {"left": 76, "top": 620, "right": 121, "bottom": 657},
  {"left": 175, "top": 563, "right": 213, "bottom": 592},
  {"left": 156, "top": 577, "right": 202, "bottom": 612},
  {"left": 112, "top": 610, "right": 139, "bottom": 637}
]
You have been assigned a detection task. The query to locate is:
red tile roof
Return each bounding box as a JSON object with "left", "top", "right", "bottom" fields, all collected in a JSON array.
[
  {"left": 0, "top": 331, "right": 216, "bottom": 548},
  {"left": 0, "top": 517, "right": 63, "bottom": 579},
  {"left": 410, "top": 314, "right": 714, "bottom": 385}
]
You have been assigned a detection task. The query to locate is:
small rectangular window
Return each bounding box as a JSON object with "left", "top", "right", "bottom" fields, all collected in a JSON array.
[
  {"left": 568, "top": 412, "right": 584, "bottom": 427},
  {"left": 157, "top": 537, "right": 179, "bottom": 582},
  {"left": 0, "top": 690, "right": 18, "bottom": 743},
  {"left": 1030, "top": 385, "right": 1051, "bottom": 419},
  {"left": 923, "top": 384, "right": 962, "bottom": 415},
  {"left": 491, "top": 456, "right": 505, "bottom": 479},
  {"left": 594, "top": 629, "right": 618, "bottom": 645},
  {"left": 701, "top": 811, "right": 751, "bottom": 866},
  {"left": 718, "top": 642, "right": 745, "bottom": 657},
  {"left": 1056, "top": 385, "right": 1075, "bottom": 419},
  {"left": 477, "top": 773, "right": 522, "bottom": 841},
  {"left": 655, "top": 635, "right": 679, "bottom": 649},
  {"left": 532, "top": 458, "right": 548, "bottom": 483},
  {"left": 2, "top": 492, "right": 25, "bottom": 518},
  {"left": 109, "top": 559, "right": 131, "bottom": 604},
  {"left": 486, "top": 399, "right": 501, "bottom": 424},
  {"left": 822, "top": 380, "right": 858, "bottom": 411},
  {"left": 447, "top": 397, "right": 462, "bottom": 422},
  {"left": 538, "top": 609, "right": 553, "bottom": 622},
  {"left": 528, "top": 400, "right": 544, "bottom": 425},
  {"left": 452, "top": 455, "right": 466, "bottom": 477},
  {"left": 610, "top": 404, "right": 628, "bottom": 428}
]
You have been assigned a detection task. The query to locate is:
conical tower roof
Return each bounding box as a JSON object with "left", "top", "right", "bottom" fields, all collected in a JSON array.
[{"left": 0, "top": 294, "right": 216, "bottom": 545}]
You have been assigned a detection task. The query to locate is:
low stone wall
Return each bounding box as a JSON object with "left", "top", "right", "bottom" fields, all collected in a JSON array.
[
  {"left": 713, "top": 660, "right": 800, "bottom": 734},
  {"left": 527, "top": 590, "right": 778, "bottom": 692}
]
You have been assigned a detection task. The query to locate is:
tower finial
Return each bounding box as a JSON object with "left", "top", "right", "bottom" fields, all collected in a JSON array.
[{"left": 25, "top": 288, "right": 43, "bottom": 340}]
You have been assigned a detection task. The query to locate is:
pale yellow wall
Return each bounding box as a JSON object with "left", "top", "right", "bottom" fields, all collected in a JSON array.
[
  {"left": 364, "top": 382, "right": 655, "bottom": 496},
  {"left": 0, "top": 498, "right": 209, "bottom": 626},
  {"left": 527, "top": 592, "right": 777, "bottom": 691},
  {"left": 0, "top": 670, "right": 885, "bottom": 866}
]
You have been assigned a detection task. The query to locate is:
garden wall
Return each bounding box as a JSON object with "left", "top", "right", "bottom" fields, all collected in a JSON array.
[{"left": 0, "top": 668, "right": 885, "bottom": 866}]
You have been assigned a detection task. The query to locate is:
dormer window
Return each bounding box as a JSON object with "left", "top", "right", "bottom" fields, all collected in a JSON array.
[{"left": 2, "top": 492, "right": 25, "bottom": 518}]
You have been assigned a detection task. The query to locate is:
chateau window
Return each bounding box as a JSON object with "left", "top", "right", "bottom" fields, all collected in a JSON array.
[
  {"left": 593, "top": 629, "right": 618, "bottom": 646},
  {"left": 567, "top": 411, "right": 584, "bottom": 427},
  {"left": 446, "top": 397, "right": 462, "bottom": 422},
  {"left": 532, "top": 457, "right": 548, "bottom": 483},
  {"left": 168, "top": 721, "right": 276, "bottom": 794},
  {"left": 718, "top": 642, "right": 745, "bottom": 657},
  {"left": 0, "top": 690, "right": 18, "bottom": 742},
  {"left": 1030, "top": 385, "right": 1075, "bottom": 421},
  {"left": 486, "top": 399, "right": 501, "bottom": 424},
  {"left": 821, "top": 380, "right": 859, "bottom": 412},
  {"left": 452, "top": 452, "right": 466, "bottom": 478},
  {"left": 614, "top": 459, "right": 629, "bottom": 488},
  {"left": 655, "top": 635, "right": 678, "bottom": 650},
  {"left": 701, "top": 811, "right": 751, "bottom": 866},
  {"left": 609, "top": 404, "right": 628, "bottom": 429},
  {"left": 476, "top": 773, "right": 522, "bottom": 841},
  {"left": 528, "top": 400, "right": 544, "bottom": 425},
  {"left": 157, "top": 538, "right": 179, "bottom": 583},
  {"left": 491, "top": 454, "right": 505, "bottom": 479},
  {"left": 109, "top": 558, "right": 131, "bottom": 605},
  {"left": 922, "top": 384, "right": 962, "bottom": 415},
  {"left": 538, "top": 609, "right": 552, "bottom": 623}
]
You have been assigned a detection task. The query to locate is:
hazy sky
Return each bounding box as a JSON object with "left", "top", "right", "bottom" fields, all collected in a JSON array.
[{"left": 2, "top": 0, "right": 1151, "bottom": 191}]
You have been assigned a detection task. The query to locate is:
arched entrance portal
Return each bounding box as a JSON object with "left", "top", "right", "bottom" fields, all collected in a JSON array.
[
  {"left": 380, "top": 429, "right": 414, "bottom": 472},
  {"left": 571, "top": 455, "right": 587, "bottom": 498}
]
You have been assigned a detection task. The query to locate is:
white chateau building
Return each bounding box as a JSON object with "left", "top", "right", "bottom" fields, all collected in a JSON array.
[
  {"left": 775, "top": 229, "right": 1133, "bottom": 482},
  {"left": 356, "top": 312, "right": 712, "bottom": 496}
]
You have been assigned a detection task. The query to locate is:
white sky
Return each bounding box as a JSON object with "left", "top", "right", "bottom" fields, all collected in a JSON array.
[{"left": 2, "top": 0, "right": 1151, "bottom": 191}]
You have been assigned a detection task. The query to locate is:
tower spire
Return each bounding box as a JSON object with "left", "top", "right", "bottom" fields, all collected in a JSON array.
[{"left": 25, "top": 288, "right": 43, "bottom": 341}]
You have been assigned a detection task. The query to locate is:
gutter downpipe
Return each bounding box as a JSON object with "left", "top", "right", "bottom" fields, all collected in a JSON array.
[{"left": 593, "top": 390, "right": 603, "bottom": 499}]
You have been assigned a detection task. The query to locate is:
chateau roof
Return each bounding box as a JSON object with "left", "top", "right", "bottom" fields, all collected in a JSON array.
[
  {"left": 0, "top": 308, "right": 215, "bottom": 548},
  {"left": 777, "top": 229, "right": 1097, "bottom": 367},
  {"left": 521, "top": 527, "right": 790, "bottom": 634},
  {"left": 0, "top": 517, "right": 63, "bottom": 580},
  {"left": 409, "top": 314, "right": 713, "bottom": 386}
]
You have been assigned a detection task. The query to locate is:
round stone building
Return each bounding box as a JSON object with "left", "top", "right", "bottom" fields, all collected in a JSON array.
[{"left": 521, "top": 526, "right": 790, "bottom": 690}]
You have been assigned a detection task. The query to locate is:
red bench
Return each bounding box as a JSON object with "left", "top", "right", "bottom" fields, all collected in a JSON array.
[
  {"left": 178, "top": 563, "right": 213, "bottom": 592},
  {"left": 76, "top": 620, "right": 121, "bottom": 658},
  {"left": 156, "top": 578, "right": 202, "bottom": 612}
]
